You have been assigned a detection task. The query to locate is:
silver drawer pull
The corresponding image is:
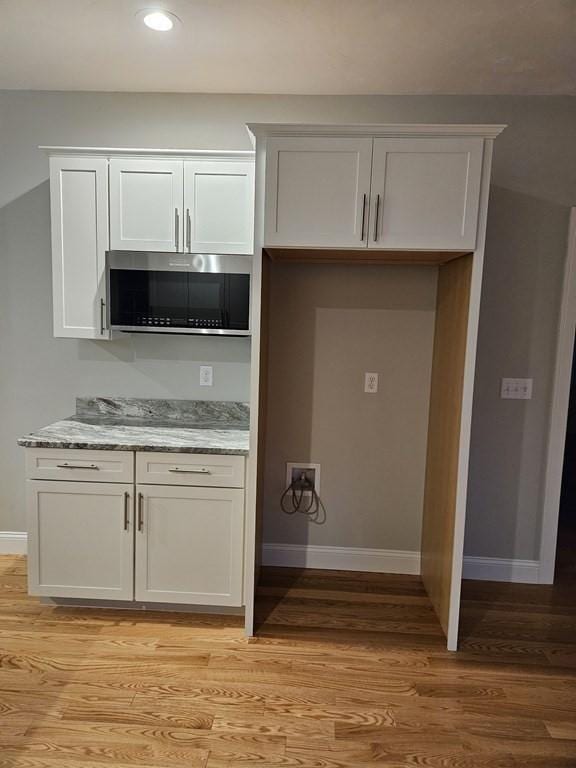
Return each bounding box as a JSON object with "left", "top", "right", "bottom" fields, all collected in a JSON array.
[
  {"left": 168, "top": 467, "right": 211, "bottom": 474},
  {"left": 56, "top": 463, "right": 100, "bottom": 470},
  {"left": 124, "top": 491, "right": 130, "bottom": 531}
]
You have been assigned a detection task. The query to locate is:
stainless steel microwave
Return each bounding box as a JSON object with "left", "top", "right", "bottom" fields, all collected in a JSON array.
[{"left": 107, "top": 252, "right": 251, "bottom": 336}]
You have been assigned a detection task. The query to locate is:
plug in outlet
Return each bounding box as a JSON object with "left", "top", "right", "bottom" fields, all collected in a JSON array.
[
  {"left": 501, "top": 377, "right": 533, "bottom": 400},
  {"left": 364, "top": 372, "right": 378, "bottom": 394},
  {"left": 286, "top": 463, "right": 321, "bottom": 497},
  {"left": 199, "top": 365, "right": 213, "bottom": 387}
]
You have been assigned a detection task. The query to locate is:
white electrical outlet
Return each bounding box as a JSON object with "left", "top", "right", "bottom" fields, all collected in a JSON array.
[
  {"left": 364, "top": 372, "right": 379, "bottom": 393},
  {"left": 199, "top": 365, "right": 213, "bottom": 387},
  {"left": 501, "top": 377, "right": 533, "bottom": 400}
]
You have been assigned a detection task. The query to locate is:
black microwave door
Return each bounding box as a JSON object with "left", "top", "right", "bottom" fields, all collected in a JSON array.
[
  {"left": 226, "top": 274, "right": 250, "bottom": 330},
  {"left": 187, "top": 274, "right": 227, "bottom": 328},
  {"left": 110, "top": 269, "right": 188, "bottom": 328}
]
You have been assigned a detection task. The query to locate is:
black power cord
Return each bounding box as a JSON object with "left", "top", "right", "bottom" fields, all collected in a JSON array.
[{"left": 280, "top": 473, "right": 326, "bottom": 524}]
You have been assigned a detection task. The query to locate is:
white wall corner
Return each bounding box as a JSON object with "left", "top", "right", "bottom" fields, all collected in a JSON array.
[
  {"left": 539, "top": 207, "right": 576, "bottom": 584},
  {"left": 0, "top": 532, "right": 27, "bottom": 555}
]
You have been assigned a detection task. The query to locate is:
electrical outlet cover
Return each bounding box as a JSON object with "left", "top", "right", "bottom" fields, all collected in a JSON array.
[
  {"left": 501, "top": 377, "right": 533, "bottom": 400},
  {"left": 199, "top": 365, "right": 213, "bottom": 387},
  {"left": 364, "top": 372, "right": 379, "bottom": 393},
  {"left": 286, "top": 462, "right": 321, "bottom": 496}
]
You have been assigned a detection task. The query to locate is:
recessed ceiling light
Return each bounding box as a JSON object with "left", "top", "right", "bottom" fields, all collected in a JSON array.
[{"left": 143, "top": 10, "right": 176, "bottom": 31}]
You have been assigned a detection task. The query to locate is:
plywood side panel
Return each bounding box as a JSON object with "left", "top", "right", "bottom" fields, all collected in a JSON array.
[{"left": 421, "top": 253, "right": 473, "bottom": 637}]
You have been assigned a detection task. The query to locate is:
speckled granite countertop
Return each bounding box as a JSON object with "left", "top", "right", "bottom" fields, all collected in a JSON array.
[{"left": 17, "top": 397, "right": 250, "bottom": 455}]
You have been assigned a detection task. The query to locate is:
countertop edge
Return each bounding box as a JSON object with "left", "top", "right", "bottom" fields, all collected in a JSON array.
[{"left": 17, "top": 438, "right": 249, "bottom": 456}]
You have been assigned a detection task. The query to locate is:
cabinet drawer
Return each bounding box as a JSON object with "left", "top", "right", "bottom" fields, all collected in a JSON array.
[
  {"left": 25, "top": 449, "right": 134, "bottom": 483},
  {"left": 136, "top": 452, "right": 245, "bottom": 488}
]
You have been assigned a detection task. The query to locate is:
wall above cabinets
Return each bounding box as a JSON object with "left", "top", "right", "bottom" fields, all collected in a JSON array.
[{"left": 43, "top": 147, "right": 255, "bottom": 339}]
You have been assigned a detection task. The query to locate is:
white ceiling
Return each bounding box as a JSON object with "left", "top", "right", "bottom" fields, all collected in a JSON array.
[{"left": 0, "top": 0, "right": 574, "bottom": 95}]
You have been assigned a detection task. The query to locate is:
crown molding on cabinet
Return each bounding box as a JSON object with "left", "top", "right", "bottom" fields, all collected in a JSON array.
[
  {"left": 247, "top": 123, "right": 507, "bottom": 141},
  {"left": 40, "top": 146, "right": 255, "bottom": 160}
]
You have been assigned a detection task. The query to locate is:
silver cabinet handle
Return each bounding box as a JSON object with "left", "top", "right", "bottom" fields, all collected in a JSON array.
[
  {"left": 56, "top": 462, "right": 100, "bottom": 470},
  {"left": 168, "top": 467, "right": 211, "bottom": 474},
  {"left": 175, "top": 208, "right": 180, "bottom": 251},
  {"left": 186, "top": 208, "right": 191, "bottom": 253},
  {"left": 373, "top": 194, "right": 381, "bottom": 242},
  {"left": 137, "top": 492, "right": 144, "bottom": 532},
  {"left": 360, "top": 194, "right": 367, "bottom": 241},
  {"left": 100, "top": 298, "right": 106, "bottom": 335},
  {"left": 124, "top": 491, "right": 130, "bottom": 531}
]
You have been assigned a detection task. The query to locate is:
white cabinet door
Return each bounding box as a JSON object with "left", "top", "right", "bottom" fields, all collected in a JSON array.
[
  {"left": 50, "top": 156, "right": 109, "bottom": 339},
  {"left": 27, "top": 481, "right": 134, "bottom": 600},
  {"left": 264, "top": 137, "right": 373, "bottom": 248},
  {"left": 135, "top": 485, "right": 244, "bottom": 606},
  {"left": 184, "top": 161, "right": 254, "bottom": 254},
  {"left": 370, "top": 138, "right": 483, "bottom": 250},
  {"left": 109, "top": 159, "right": 184, "bottom": 252}
]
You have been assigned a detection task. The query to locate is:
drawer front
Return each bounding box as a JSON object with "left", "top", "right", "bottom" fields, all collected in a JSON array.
[
  {"left": 136, "top": 452, "right": 245, "bottom": 488},
  {"left": 26, "top": 449, "right": 134, "bottom": 483}
]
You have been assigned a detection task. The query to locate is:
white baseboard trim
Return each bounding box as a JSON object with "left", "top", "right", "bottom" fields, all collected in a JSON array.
[
  {"left": 0, "top": 535, "right": 540, "bottom": 584},
  {"left": 0, "top": 532, "right": 27, "bottom": 555},
  {"left": 462, "top": 556, "right": 540, "bottom": 584},
  {"left": 262, "top": 543, "right": 421, "bottom": 575},
  {"left": 262, "top": 543, "right": 541, "bottom": 584}
]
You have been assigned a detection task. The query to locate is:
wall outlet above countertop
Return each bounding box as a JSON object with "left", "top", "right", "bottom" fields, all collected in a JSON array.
[{"left": 200, "top": 366, "right": 214, "bottom": 387}]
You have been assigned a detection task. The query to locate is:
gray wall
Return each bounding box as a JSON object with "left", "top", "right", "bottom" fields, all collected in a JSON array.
[
  {"left": 262, "top": 263, "right": 437, "bottom": 552},
  {"left": 0, "top": 92, "right": 574, "bottom": 564}
]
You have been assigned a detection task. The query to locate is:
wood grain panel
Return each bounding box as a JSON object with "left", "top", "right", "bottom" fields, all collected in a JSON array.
[
  {"left": 421, "top": 253, "right": 473, "bottom": 638},
  {"left": 1, "top": 556, "right": 576, "bottom": 767}
]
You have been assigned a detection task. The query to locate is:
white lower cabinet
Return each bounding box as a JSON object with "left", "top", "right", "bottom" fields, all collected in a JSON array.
[
  {"left": 135, "top": 485, "right": 244, "bottom": 606},
  {"left": 25, "top": 450, "right": 245, "bottom": 609},
  {"left": 27, "top": 480, "right": 134, "bottom": 600}
]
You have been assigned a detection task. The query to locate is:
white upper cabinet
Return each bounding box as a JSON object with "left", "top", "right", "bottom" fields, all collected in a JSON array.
[
  {"left": 109, "top": 158, "right": 184, "bottom": 252},
  {"left": 264, "top": 137, "right": 373, "bottom": 248},
  {"left": 258, "top": 130, "right": 488, "bottom": 251},
  {"left": 46, "top": 148, "right": 255, "bottom": 340},
  {"left": 50, "top": 156, "right": 109, "bottom": 339},
  {"left": 184, "top": 161, "right": 254, "bottom": 254},
  {"left": 370, "top": 138, "right": 483, "bottom": 250}
]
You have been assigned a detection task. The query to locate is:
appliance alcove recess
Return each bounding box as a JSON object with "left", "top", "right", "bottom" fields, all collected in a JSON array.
[{"left": 243, "top": 123, "right": 505, "bottom": 652}]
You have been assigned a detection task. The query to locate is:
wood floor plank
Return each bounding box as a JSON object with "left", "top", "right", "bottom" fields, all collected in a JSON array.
[
  {"left": 60, "top": 700, "right": 215, "bottom": 730},
  {"left": 546, "top": 721, "right": 576, "bottom": 740},
  {"left": 1, "top": 558, "right": 576, "bottom": 767}
]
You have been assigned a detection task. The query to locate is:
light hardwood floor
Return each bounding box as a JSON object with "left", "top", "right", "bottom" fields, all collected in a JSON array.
[{"left": 1, "top": 555, "right": 575, "bottom": 767}]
